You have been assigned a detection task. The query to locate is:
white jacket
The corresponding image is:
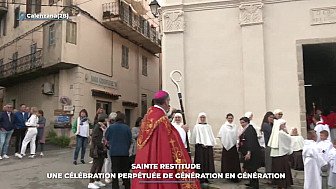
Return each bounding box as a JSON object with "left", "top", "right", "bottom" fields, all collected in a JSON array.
[{"left": 26, "top": 114, "right": 39, "bottom": 127}]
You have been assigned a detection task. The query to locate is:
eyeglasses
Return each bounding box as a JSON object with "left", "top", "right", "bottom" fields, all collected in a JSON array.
[{"left": 278, "top": 114, "right": 283, "bottom": 116}]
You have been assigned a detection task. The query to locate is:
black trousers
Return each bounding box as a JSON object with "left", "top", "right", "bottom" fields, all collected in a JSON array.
[
  {"left": 89, "top": 156, "right": 105, "bottom": 183},
  {"left": 14, "top": 128, "right": 27, "bottom": 153},
  {"left": 248, "top": 170, "right": 259, "bottom": 189},
  {"left": 111, "top": 156, "right": 130, "bottom": 189}
]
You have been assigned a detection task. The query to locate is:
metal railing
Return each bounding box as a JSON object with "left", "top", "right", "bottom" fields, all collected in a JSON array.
[
  {"left": 102, "top": 0, "right": 161, "bottom": 46},
  {"left": 0, "top": 50, "right": 43, "bottom": 78}
]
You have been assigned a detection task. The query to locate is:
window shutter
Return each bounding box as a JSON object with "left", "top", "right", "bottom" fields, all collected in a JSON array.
[
  {"left": 26, "top": 0, "right": 32, "bottom": 14},
  {"left": 3, "top": 15, "right": 6, "bottom": 36},
  {"left": 36, "top": 0, "right": 41, "bottom": 13},
  {"left": 122, "top": 46, "right": 125, "bottom": 67},
  {"left": 126, "top": 47, "right": 129, "bottom": 68},
  {"left": 14, "top": 7, "right": 20, "bottom": 28}
]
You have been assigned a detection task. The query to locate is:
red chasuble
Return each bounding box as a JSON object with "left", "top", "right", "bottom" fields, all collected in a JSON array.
[{"left": 132, "top": 106, "right": 201, "bottom": 189}]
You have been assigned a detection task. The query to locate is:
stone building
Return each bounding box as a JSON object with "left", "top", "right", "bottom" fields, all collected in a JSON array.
[{"left": 0, "top": 0, "right": 161, "bottom": 136}]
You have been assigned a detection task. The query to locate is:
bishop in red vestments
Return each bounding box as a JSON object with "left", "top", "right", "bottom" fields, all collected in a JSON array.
[{"left": 131, "top": 91, "right": 201, "bottom": 189}]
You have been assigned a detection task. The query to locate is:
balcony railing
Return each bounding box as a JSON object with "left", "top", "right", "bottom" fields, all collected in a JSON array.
[
  {"left": 102, "top": 0, "right": 161, "bottom": 52},
  {"left": 0, "top": 0, "right": 7, "bottom": 8},
  {"left": 0, "top": 50, "right": 43, "bottom": 79}
]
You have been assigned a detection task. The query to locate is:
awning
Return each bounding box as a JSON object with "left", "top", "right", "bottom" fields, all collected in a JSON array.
[
  {"left": 91, "top": 89, "right": 121, "bottom": 100},
  {"left": 122, "top": 101, "right": 138, "bottom": 107}
]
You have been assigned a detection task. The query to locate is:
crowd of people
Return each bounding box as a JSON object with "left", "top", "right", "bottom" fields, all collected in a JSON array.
[
  {"left": 71, "top": 108, "right": 137, "bottom": 189},
  {"left": 186, "top": 108, "right": 336, "bottom": 189},
  {"left": 69, "top": 92, "right": 336, "bottom": 189},
  {"left": 0, "top": 104, "right": 46, "bottom": 160},
  {"left": 2, "top": 92, "right": 336, "bottom": 189}
]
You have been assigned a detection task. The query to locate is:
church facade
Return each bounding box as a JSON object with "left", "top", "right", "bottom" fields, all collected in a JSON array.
[{"left": 161, "top": 0, "right": 336, "bottom": 137}]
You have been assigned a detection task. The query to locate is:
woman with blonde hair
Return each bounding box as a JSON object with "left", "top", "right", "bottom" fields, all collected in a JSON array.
[{"left": 17, "top": 107, "right": 39, "bottom": 159}]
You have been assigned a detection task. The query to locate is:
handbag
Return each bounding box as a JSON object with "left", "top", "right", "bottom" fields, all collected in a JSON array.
[{"left": 91, "top": 147, "right": 99, "bottom": 159}]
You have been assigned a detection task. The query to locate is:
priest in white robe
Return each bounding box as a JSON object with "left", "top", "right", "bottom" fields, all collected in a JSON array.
[
  {"left": 303, "top": 130, "right": 328, "bottom": 189},
  {"left": 268, "top": 119, "right": 293, "bottom": 188},
  {"left": 191, "top": 112, "right": 216, "bottom": 184},
  {"left": 217, "top": 113, "right": 241, "bottom": 182}
]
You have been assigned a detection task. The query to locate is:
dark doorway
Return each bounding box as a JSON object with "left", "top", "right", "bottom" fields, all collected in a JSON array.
[
  {"left": 96, "top": 101, "right": 112, "bottom": 116},
  {"left": 303, "top": 43, "right": 336, "bottom": 118},
  {"left": 125, "top": 109, "right": 131, "bottom": 126}
]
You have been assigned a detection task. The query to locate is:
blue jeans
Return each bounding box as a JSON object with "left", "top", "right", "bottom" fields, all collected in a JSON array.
[
  {"left": 73, "top": 135, "right": 88, "bottom": 161},
  {"left": 0, "top": 129, "right": 14, "bottom": 156}
]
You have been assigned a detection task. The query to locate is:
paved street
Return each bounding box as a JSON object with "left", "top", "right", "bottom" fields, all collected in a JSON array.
[{"left": 0, "top": 144, "right": 304, "bottom": 189}]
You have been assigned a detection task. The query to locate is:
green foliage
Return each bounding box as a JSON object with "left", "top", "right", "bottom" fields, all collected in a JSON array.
[
  {"left": 47, "top": 130, "right": 57, "bottom": 138},
  {"left": 46, "top": 130, "right": 70, "bottom": 147}
]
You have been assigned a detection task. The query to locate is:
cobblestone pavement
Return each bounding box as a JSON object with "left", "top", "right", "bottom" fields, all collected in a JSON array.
[{"left": 0, "top": 145, "right": 304, "bottom": 189}]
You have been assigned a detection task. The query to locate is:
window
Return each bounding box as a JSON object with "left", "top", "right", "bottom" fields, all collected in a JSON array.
[
  {"left": 26, "top": 0, "right": 41, "bottom": 14},
  {"left": 96, "top": 101, "right": 112, "bottom": 116},
  {"left": 49, "top": 24, "right": 55, "bottom": 46},
  {"left": 49, "top": 0, "right": 58, "bottom": 5},
  {"left": 121, "top": 45, "right": 129, "bottom": 69},
  {"left": 63, "top": 0, "right": 73, "bottom": 15},
  {"left": 142, "top": 56, "right": 147, "bottom": 76},
  {"left": 11, "top": 99, "right": 16, "bottom": 109},
  {"left": 31, "top": 43, "right": 37, "bottom": 67},
  {"left": 13, "top": 52, "right": 18, "bottom": 73},
  {"left": 14, "top": 7, "right": 20, "bottom": 28},
  {"left": 66, "top": 21, "right": 77, "bottom": 44},
  {"left": 125, "top": 109, "right": 131, "bottom": 126},
  {"left": 0, "top": 59, "right": 3, "bottom": 77},
  {"left": 141, "top": 94, "right": 147, "bottom": 117},
  {"left": 2, "top": 15, "right": 6, "bottom": 36}
]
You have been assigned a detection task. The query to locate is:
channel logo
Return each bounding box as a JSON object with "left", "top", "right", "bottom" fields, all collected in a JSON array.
[{"left": 18, "top": 11, "right": 71, "bottom": 21}]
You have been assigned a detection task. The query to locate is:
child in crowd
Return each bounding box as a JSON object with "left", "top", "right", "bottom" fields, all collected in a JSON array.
[
  {"left": 328, "top": 139, "right": 336, "bottom": 188},
  {"left": 303, "top": 130, "right": 328, "bottom": 189},
  {"left": 317, "top": 130, "right": 333, "bottom": 162},
  {"left": 290, "top": 128, "right": 304, "bottom": 170}
]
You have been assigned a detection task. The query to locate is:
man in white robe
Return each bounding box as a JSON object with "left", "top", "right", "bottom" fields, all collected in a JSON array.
[
  {"left": 314, "top": 114, "right": 331, "bottom": 142},
  {"left": 303, "top": 130, "right": 328, "bottom": 189}
]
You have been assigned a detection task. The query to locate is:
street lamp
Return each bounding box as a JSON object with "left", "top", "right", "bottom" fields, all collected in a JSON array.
[{"left": 149, "top": 0, "right": 160, "bottom": 18}]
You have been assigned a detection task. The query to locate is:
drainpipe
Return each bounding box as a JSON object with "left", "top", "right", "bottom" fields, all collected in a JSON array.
[
  {"left": 137, "top": 46, "right": 141, "bottom": 118},
  {"left": 111, "top": 32, "right": 114, "bottom": 77}
]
